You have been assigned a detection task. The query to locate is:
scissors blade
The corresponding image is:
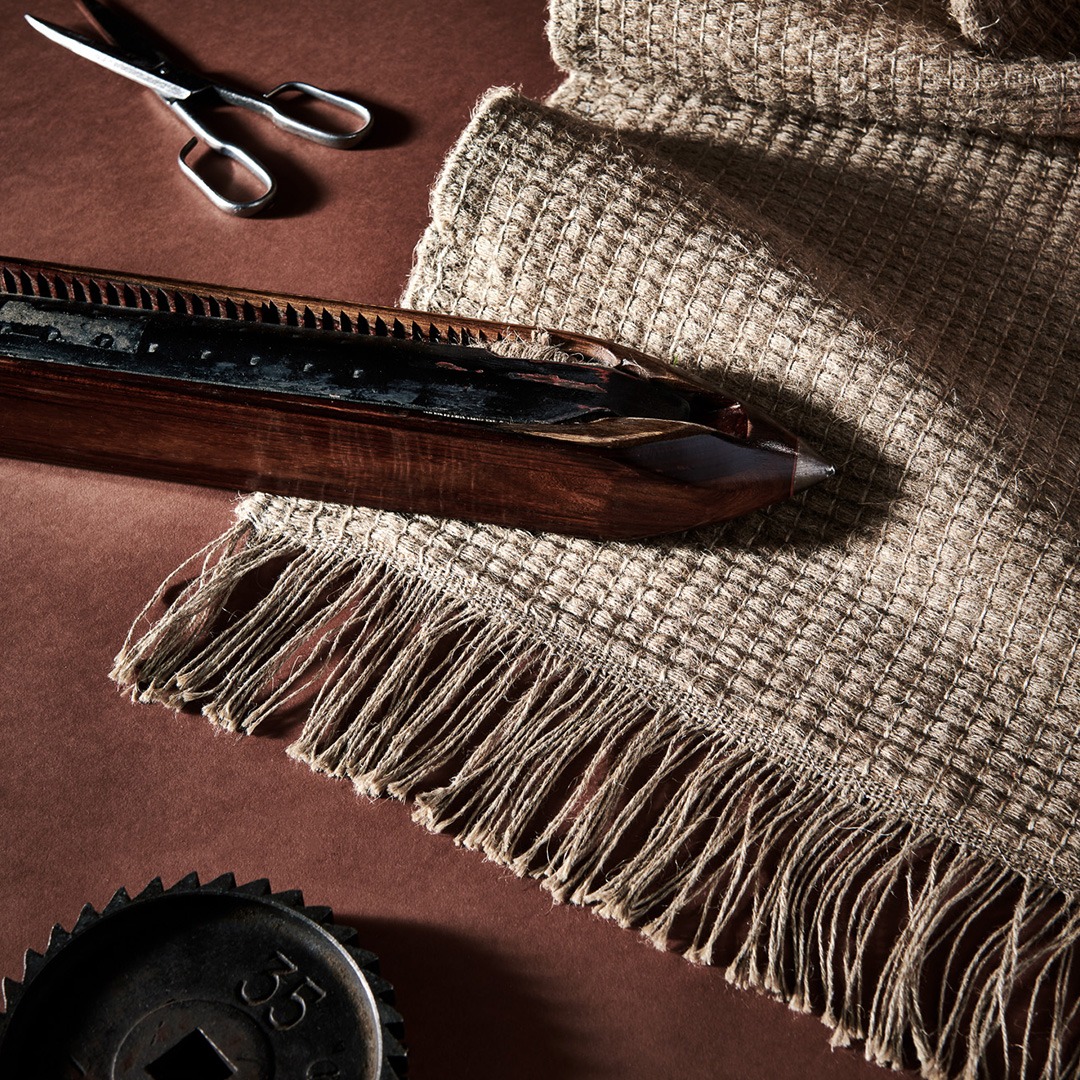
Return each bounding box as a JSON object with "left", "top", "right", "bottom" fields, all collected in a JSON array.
[
  {"left": 74, "top": 0, "right": 169, "bottom": 69},
  {"left": 24, "top": 14, "right": 193, "bottom": 100}
]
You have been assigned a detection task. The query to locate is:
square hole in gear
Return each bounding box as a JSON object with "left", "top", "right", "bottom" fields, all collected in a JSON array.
[{"left": 144, "top": 1028, "right": 235, "bottom": 1080}]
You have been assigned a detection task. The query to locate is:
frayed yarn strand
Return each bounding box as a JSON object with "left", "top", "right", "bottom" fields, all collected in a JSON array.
[{"left": 114, "top": 526, "right": 1080, "bottom": 1079}]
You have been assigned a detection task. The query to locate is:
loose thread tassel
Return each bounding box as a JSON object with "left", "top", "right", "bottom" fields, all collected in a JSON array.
[{"left": 113, "top": 527, "right": 1080, "bottom": 1080}]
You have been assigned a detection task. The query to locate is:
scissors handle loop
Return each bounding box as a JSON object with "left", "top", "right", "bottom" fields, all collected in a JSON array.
[
  {"left": 170, "top": 100, "right": 277, "bottom": 217},
  {"left": 217, "top": 82, "right": 373, "bottom": 148}
]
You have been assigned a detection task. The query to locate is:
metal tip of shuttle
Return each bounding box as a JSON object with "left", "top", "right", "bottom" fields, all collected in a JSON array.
[{"left": 792, "top": 440, "right": 835, "bottom": 494}]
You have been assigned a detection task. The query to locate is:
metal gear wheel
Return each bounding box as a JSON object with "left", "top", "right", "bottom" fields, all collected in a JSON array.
[{"left": 0, "top": 872, "right": 406, "bottom": 1079}]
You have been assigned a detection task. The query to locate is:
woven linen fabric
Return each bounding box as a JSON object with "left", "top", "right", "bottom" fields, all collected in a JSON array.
[{"left": 116, "top": 0, "right": 1080, "bottom": 1075}]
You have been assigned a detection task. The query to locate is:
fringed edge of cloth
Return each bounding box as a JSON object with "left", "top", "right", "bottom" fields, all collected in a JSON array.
[{"left": 112, "top": 518, "right": 1080, "bottom": 1080}]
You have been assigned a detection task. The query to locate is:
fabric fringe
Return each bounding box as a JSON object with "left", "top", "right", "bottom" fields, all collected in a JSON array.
[{"left": 112, "top": 522, "right": 1080, "bottom": 1079}]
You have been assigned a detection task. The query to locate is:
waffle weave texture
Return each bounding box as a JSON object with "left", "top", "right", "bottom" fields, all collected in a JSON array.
[{"left": 400, "top": 0, "right": 1080, "bottom": 890}]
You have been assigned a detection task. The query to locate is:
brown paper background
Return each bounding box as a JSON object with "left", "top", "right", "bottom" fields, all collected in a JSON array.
[{"left": 0, "top": 0, "right": 894, "bottom": 1075}]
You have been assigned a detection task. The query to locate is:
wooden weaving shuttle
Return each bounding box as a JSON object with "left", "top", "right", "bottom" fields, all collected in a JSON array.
[{"left": 0, "top": 257, "right": 833, "bottom": 539}]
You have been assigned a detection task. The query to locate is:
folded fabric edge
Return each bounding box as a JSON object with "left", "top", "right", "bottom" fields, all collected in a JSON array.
[
  {"left": 404, "top": 84, "right": 523, "bottom": 309},
  {"left": 545, "top": 0, "right": 1080, "bottom": 138},
  {"left": 947, "top": 0, "right": 1080, "bottom": 59},
  {"left": 111, "top": 516, "right": 1080, "bottom": 1080}
]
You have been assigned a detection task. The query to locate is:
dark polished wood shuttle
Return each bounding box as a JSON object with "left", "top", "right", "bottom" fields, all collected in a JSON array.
[{"left": 0, "top": 257, "right": 833, "bottom": 539}]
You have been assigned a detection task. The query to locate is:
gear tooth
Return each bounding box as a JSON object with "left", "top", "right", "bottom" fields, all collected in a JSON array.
[
  {"left": 171, "top": 872, "right": 202, "bottom": 892},
  {"left": 46, "top": 924, "right": 71, "bottom": 953},
  {"left": 135, "top": 877, "right": 165, "bottom": 901},
  {"left": 377, "top": 1001, "right": 404, "bottom": 1027},
  {"left": 327, "top": 923, "right": 359, "bottom": 945},
  {"left": 73, "top": 903, "right": 99, "bottom": 934},
  {"left": 273, "top": 888, "right": 304, "bottom": 908},
  {"left": 350, "top": 945, "right": 379, "bottom": 968},
  {"left": 23, "top": 947, "right": 48, "bottom": 980},
  {"left": 2, "top": 975, "right": 23, "bottom": 1010},
  {"left": 381, "top": 1037, "right": 408, "bottom": 1080},
  {"left": 237, "top": 878, "right": 272, "bottom": 896},
  {"left": 382, "top": 1030, "right": 407, "bottom": 1058},
  {"left": 303, "top": 904, "right": 333, "bottom": 924},
  {"left": 379, "top": 1055, "right": 406, "bottom": 1080},
  {"left": 364, "top": 972, "right": 393, "bottom": 998},
  {"left": 204, "top": 872, "right": 237, "bottom": 892},
  {"left": 103, "top": 886, "right": 131, "bottom": 915},
  {"left": 382, "top": 1032, "right": 405, "bottom": 1054}
]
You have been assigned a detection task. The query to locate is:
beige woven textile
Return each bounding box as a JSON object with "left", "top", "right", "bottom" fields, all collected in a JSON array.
[{"left": 117, "top": 1, "right": 1080, "bottom": 1075}]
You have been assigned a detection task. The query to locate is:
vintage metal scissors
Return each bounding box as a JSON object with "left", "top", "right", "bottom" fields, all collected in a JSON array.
[{"left": 25, "top": 1, "right": 373, "bottom": 216}]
